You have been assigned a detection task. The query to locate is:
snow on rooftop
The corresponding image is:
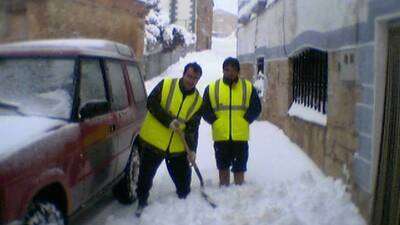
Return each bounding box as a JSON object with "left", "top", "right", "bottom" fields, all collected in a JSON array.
[
  {"left": 0, "top": 39, "right": 115, "bottom": 49},
  {"left": 0, "top": 39, "right": 135, "bottom": 58},
  {"left": 137, "top": 0, "right": 158, "bottom": 6}
]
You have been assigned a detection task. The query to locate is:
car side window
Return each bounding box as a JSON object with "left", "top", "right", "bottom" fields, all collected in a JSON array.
[
  {"left": 126, "top": 64, "right": 146, "bottom": 103},
  {"left": 79, "top": 59, "right": 107, "bottom": 111},
  {"left": 105, "top": 60, "right": 129, "bottom": 110}
]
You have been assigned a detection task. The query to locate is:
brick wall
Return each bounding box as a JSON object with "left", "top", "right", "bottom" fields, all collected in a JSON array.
[
  {"left": 0, "top": 0, "right": 147, "bottom": 59},
  {"left": 239, "top": 63, "right": 254, "bottom": 81}
]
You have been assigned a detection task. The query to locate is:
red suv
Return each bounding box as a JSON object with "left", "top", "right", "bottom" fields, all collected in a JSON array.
[{"left": 0, "top": 39, "right": 147, "bottom": 224}]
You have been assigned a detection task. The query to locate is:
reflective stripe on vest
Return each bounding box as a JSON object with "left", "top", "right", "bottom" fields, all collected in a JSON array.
[
  {"left": 209, "top": 78, "right": 252, "bottom": 141},
  {"left": 139, "top": 78, "right": 202, "bottom": 153}
]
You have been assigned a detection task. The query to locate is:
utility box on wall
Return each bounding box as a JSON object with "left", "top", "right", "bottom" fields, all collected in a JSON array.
[{"left": 338, "top": 49, "right": 357, "bottom": 82}]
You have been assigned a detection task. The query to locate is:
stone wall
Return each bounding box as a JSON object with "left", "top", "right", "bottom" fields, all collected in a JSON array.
[
  {"left": 325, "top": 50, "right": 359, "bottom": 181},
  {"left": 263, "top": 60, "right": 292, "bottom": 129},
  {"left": 236, "top": 0, "right": 400, "bottom": 223},
  {"left": 143, "top": 45, "right": 195, "bottom": 80},
  {"left": 0, "top": 0, "right": 147, "bottom": 59},
  {"left": 255, "top": 52, "right": 364, "bottom": 217},
  {"left": 239, "top": 63, "right": 254, "bottom": 81},
  {"left": 325, "top": 50, "right": 370, "bottom": 218}
]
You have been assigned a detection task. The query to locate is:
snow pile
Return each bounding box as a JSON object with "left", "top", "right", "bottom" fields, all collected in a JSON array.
[
  {"left": 145, "top": 1, "right": 196, "bottom": 54},
  {"left": 29, "top": 89, "right": 72, "bottom": 119},
  {"left": 162, "top": 24, "right": 196, "bottom": 51},
  {"left": 288, "top": 102, "right": 327, "bottom": 126},
  {"left": 0, "top": 116, "right": 65, "bottom": 160},
  {"left": 239, "top": 0, "right": 277, "bottom": 24},
  {"left": 100, "top": 121, "right": 365, "bottom": 225}
]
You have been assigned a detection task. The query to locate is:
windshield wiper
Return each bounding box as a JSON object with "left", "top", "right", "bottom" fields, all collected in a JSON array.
[{"left": 0, "top": 99, "right": 25, "bottom": 116}]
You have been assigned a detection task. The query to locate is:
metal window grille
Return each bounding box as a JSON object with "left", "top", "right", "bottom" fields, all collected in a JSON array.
[{"left": 292, "top": 49, "right": 328, "bottom": 114}]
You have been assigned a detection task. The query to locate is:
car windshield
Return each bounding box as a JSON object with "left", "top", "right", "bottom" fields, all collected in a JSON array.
[{"left": 0, "top": 58, "right": 75, "bottom": 120}]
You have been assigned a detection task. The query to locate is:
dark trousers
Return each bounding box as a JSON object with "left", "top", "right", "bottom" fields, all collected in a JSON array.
[
  {"left": 214, "top": 141, "right": 249, "bottom": 172},
  {"left": 135, "top": 144, "right": 192, "bottom": 206}
]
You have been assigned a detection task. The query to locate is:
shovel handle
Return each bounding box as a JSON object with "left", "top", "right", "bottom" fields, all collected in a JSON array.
[
  {"left": 175, "top": 129, "right": 216, "bottom": 208},
  {"left": 175, "top": 129, "right": 195, "bottom": 162},
  {"left": 175, "top": 129, "right": 204, "bottom": 187}
]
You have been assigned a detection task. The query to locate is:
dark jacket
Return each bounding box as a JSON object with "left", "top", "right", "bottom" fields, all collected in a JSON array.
[
  {"left": 139, "top": 79, "right": 202, "bottom": 155},
  {"left": 202, "top": 78, "right": 261, "bottom": 141}
]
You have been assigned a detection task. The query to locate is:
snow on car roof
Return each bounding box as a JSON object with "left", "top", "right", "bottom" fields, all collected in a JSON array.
[{"left": 0, "top": 39, "right": 136, "bottom": 60}]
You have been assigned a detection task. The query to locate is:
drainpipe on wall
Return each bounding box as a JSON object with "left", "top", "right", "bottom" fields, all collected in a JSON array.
[{"left": 191, "top": 0, "right": 196, "bottom": 33}]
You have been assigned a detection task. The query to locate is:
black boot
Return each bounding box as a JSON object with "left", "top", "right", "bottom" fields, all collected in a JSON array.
[{"left": 135, "top": 201, "right": 148, "bottom": 218}]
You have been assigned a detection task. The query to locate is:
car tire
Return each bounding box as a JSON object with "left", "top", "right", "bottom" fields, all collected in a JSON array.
[
  {"left": 113, "top": 144, "right": 140, "bottom": 204},
  {"left": 24, "top": 201, "right": 65, "bottom": 225}
]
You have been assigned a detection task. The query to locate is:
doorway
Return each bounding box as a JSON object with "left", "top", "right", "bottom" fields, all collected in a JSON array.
[{"left": 373, "top": 25, "right": 400, "bottom": 225}]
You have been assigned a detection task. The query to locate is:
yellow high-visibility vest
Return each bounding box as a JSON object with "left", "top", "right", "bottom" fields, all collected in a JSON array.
[
  {"left": 139, "top": 78, "right": 202, "bottom": 153},
  {"left": 209, "top": 78, "right": 252, "bottom": 141}
]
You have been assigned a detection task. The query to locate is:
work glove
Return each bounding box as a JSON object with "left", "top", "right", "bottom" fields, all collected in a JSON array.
[
  {"left": 169, "top": 119, "right": 184, "bottom": 131},
  {"left": 187, "top": 150, "right": 196, "bottom": 166}
]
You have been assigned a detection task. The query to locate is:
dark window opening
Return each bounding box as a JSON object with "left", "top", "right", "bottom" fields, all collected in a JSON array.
[
  {"left": 255, "top": 57, "right": 265, "bottom": 98},
  {"left": 257, "top": 57, "right": 264, "bottom": 74},
  {"left": 291, "top": 48, "right": 328, "bottom": 114}
]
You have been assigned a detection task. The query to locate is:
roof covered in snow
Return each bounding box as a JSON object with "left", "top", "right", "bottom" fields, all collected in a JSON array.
[
  {"left": 0, "top": 39, "right": 137, "bottom": 61},
  {"left": 137, "top": 0, "right": 158, "bottom": 6}
]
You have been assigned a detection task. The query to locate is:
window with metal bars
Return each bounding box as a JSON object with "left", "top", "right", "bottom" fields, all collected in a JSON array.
[{"left": 291, "top": 48, "right": 328, "bottom": 114}]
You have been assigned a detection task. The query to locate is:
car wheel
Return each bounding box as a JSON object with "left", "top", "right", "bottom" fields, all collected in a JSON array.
[
  {"left": 24, "top": 201, "right": 65, "bottom": 225},
  {"left": 113, "top": 145, "right": 140, "bottom": 204}
]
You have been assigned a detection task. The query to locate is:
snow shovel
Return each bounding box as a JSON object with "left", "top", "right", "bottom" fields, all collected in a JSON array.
[{"left": 175, "top": 129, "right": 217, "bottom": 208}]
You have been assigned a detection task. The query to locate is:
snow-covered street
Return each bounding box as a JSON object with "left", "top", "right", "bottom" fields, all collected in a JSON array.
[{"left": 78, "top": 35, "right": 366, "bottom": 225}]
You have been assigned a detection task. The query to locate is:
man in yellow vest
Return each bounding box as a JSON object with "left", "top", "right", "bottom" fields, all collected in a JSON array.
[
  {"left": 135, "top": 62, "right": 203, "bottom": 214},
  {"left": 203, "top": 57, "right": 261, "bottom": 186}
]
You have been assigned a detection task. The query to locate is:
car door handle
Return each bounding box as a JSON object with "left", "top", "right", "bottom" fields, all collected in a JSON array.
[{"left": 110, "top": 124, "right": 116, "bottom": 132}]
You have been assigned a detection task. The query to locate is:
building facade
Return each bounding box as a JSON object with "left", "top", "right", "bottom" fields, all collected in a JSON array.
[
  {"left": 159, "top": 0, "right": 213, "bottom": 50},
  {"left": 237, "top": 0, "right": 400, "bottom": 224},
  {"left": 213, "top": 9, "right": 237, "bottom": 38}
]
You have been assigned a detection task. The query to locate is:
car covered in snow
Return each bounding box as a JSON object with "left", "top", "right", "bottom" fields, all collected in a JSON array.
[{"left": 0, "top": 39, "right": 147, "bottom": 224}]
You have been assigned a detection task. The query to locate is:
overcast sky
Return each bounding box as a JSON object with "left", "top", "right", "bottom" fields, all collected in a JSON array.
[{"left": 213, "top": 0, "right": 238, "bottom": 15}]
